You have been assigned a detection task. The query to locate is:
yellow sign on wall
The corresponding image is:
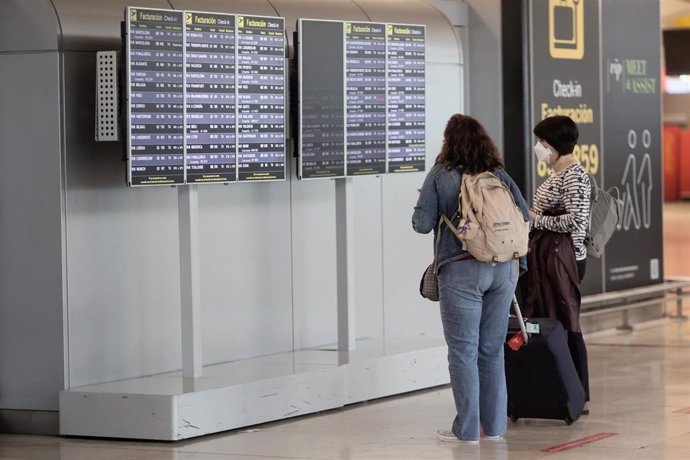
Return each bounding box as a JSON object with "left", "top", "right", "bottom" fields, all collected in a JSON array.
[{"left": 549, "top": 0, "right": 584, "bottom": 60}]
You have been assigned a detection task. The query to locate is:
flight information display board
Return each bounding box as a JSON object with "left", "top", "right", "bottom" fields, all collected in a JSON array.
[
  {"left": 346, "top": 22, "right": 387, "bottom": 175},
  {"left": 297, "top": 19, "right": 426, "bottom": 179},
  {"left": 386, "top": 24, "right": 426, "bottom": 173},
  {"left": 124, "top": 7, "right": 286, "bottom": 187},
  {"left": 185, "top": 11, "right": 236, "bottom": 184},
  {"left": 127, "top": 8, "right": 185, "bottom": 186},
  {"left": 236, "top": 15, "right": 286, "bottom": 181},
  {"left": 298, "top": 20, "right": 346, "bottom": 179}
]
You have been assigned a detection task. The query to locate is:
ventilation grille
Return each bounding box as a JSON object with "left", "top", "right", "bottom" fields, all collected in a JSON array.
[{"left": 96, "top": 51, "right": 119, "bottom": 142}]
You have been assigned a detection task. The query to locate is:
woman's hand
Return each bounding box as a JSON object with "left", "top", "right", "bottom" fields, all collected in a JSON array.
[{"left": 529, "top": 209, "right": 539, "bottom": 222}]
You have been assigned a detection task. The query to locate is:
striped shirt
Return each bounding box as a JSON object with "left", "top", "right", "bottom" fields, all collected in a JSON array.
[{"left": 532, "top": 163, "right": 591, "bottom": 260}]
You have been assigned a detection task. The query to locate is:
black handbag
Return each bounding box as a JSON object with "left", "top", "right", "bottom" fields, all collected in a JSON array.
[{"left": 419, "top": 219, "right": 444, "bottom": 301}]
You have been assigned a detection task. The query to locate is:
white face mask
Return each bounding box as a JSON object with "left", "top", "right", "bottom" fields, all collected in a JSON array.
[{"left": 533, "top": 142, "right": 555, "bottom": 163}]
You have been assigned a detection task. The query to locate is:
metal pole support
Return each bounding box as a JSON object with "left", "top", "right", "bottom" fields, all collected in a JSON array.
[
  {"left": 335, "top": 178, "right": 356, "bottom": 353},
  {"left": 179, "top": 185, "right": 203, "bottom": 378},
  {"left": 616, "top": 310, "right": 633, "bottom": 331},
  {"left": 669, "top": 287, "right": 688, "bottom": 321}
]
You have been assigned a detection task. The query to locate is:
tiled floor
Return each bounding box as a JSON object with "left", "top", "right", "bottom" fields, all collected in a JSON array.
[{"left": 1, "top": 203, "right": 689, "bottom": 459}]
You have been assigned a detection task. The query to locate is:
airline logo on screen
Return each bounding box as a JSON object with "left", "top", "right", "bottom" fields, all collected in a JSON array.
[
  {"left": 130, "top": 8, "right": 137, "bottom": 21},
  {"left": 549, "top": 0, "right": 584, "bottom": 60}
]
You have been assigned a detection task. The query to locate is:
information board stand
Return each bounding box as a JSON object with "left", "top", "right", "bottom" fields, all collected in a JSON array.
[
  {"left": 178, "top": 185, "right": 202, "bottom": 378},
  {"left": 335, "top": 178, "right": 356, "bottom": 354}
]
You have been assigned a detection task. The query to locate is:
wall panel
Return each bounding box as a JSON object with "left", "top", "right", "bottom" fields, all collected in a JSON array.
[{"left": 0, "top": 53, "right": 65, "bottom": 409}]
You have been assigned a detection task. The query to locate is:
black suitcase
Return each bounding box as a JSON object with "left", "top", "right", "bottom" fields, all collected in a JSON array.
[{"left": 504, "top": 297, "right": 585, "bottom": 425}]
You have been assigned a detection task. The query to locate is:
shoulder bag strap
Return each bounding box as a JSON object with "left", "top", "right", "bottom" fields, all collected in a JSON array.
[{"left": 433, "top": 217, "right": 445, "bottom": 274}]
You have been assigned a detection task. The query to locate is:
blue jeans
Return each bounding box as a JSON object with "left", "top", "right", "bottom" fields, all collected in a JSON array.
[{"left": 438, "top": 259, "right": 517, "bottom": 441}]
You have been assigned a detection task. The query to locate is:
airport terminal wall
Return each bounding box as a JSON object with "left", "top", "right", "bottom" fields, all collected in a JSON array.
[{"left": 0, "top": 0, "right": 463, "bottom": 416}]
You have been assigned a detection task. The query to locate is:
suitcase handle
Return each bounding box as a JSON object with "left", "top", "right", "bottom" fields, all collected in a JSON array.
[{"left": 511, "top": 295, "right": 529, "bottom": 345}]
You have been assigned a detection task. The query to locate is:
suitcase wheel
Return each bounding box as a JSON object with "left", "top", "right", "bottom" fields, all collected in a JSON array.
[
  {"left": 510, "top": 415, "right": 519, "bottom": 423},
  {"left": 564, "top": 416, "right": 574, "bottom": 425}
]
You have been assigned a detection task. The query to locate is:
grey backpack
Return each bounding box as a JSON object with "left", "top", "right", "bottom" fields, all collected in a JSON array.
[{"left": 585, "top": 174, "right": 620, "bottom": 258}]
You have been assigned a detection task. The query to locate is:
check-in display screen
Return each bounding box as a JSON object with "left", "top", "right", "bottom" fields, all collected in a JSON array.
[
  {"left": 125, "top": 7, "right": 286, "bottom": 186},
  {"left": 297, "top": 19, "right": 426, "bottom": 179}
]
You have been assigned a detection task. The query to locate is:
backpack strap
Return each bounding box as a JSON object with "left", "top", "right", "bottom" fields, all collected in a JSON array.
[
  {"left": 588, "top": 173, "right": 621, "bottom": 201},
  {"left": 607, "top": 185, "right": 621, "bottom": 202},
  {"left": 441, "top": 213, "right": 471, "bottom": 252},
  {"left": 588, "top": 173, "right": 598, "bottom": 201}
]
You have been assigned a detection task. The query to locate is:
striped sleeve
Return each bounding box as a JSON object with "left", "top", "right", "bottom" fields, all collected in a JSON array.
[{"left": 534, "top": 166, "right": 591, "bottom": 236}]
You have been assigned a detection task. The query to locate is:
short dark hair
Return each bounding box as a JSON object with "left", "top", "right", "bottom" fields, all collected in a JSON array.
[
  {"left": 533, "top": 115, "right": 579, "bottom": 156},
  {"left": 436, "top": 114, "right": 504, "bottom": 174}
]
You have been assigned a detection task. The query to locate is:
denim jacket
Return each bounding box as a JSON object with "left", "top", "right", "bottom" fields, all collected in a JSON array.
[{"left": 412, "top": 163, "right": 531, "bottom": 272}]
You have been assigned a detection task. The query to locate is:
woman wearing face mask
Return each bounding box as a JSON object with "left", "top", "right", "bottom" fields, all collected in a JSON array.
[{"left": 528, "top": 115, "right": 592, "bottom": 414}]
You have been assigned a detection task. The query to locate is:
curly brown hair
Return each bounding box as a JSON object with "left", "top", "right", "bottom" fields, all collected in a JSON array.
[{"left": 436, "top": 114, "right": 504, "bottom": 174}]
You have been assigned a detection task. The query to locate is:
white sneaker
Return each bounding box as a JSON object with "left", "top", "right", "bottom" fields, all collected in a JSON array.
[
  {"left": 435, "top": 429, "right": 479, "bottom": 444},
  {"left": 483, "top": 434, "right": 504, "bottom": 441}
]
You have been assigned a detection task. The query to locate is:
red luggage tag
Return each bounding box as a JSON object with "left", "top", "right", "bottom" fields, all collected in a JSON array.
[{"left": 507, "top": 332, "right": 525, "bottom": 351}]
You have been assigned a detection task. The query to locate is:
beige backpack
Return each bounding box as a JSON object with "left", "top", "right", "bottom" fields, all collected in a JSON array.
[{"left": 443, "top": 171, "right": 529, "bottom": 265}]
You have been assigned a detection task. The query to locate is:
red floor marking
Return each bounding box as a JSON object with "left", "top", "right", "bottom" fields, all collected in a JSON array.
[
  {"left": 673, "top": 406, "right": 690, "bottom": 414},
  {"left": 541, "top": 433, "right": 619, "bottom": 452}
]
